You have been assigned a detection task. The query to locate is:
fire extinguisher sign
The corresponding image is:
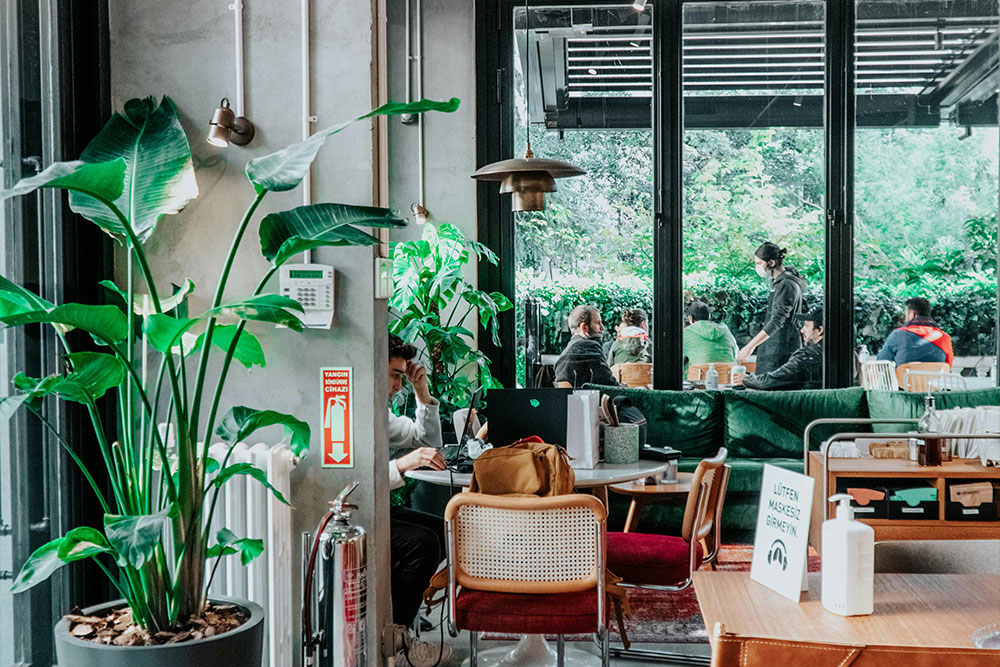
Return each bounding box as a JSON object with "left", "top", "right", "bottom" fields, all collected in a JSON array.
[{"left": 321, "top": 367, "right": 354, "bottom": 468}]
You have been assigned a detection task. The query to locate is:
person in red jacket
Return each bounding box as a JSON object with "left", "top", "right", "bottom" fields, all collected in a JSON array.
[{"left": 876, "top": 297, "right": 953, "bottom": 366}]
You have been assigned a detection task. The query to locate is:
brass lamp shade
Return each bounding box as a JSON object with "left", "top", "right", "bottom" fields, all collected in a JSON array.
[
  {"left": 471, "top": 155, "right": 585, "bottom": 212},
  {"left": 207, "top": 98, "right": 255, "bottom": 147}
]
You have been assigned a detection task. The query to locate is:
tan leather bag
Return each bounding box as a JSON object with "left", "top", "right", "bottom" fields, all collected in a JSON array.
[{"left": 468, "top": 438, "right": 575, "bottom": 497}]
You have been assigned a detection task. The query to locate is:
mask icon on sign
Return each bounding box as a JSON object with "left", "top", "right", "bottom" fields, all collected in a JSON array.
[{"left": 767, "top": 539, "right": 788, "bottom": 571}]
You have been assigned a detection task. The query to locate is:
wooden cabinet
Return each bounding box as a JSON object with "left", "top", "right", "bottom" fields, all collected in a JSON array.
[{"left": 807, "top": 452, "right": 1000, "bottom": 551}]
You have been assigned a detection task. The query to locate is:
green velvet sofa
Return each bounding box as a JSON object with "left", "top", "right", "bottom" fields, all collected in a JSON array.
[{"left": 588, "top": 384, "right": 1000, "bottom": 536}]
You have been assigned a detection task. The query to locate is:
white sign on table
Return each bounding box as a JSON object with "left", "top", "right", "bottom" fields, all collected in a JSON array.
[{"left": 750, "top": 464, "right": 815, "bottom": 602}]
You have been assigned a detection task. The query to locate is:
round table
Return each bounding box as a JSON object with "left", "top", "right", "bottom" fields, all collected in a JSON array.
[
  {"left": 406, "top": 459, "right": 669, "bottom": 666},
  {"left": 405, "top": 460, "right": 670, "bottom": 489},
  {"left": 608, "top": 472, "right": 694, "bottom": 532}
]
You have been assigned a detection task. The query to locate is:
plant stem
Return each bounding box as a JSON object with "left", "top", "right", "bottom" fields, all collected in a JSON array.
[
  {"left": 189, "top": 190, "right": 267, "bottom": 441},
  {"left": 29, "top": 409, "right": 110, "bottom": 514}
]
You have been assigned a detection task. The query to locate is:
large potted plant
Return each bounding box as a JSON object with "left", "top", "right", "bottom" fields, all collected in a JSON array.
[
  {"left": 0, "top": 94, "right": 458, "bottom": 666},
  {"left": 389, "top": 222, "right": 512, "bottom": 423}
]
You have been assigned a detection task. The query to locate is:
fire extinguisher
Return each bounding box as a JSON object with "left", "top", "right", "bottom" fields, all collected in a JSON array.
[{"left": 303, "top": 481, "right": 367, "bottom": 667}]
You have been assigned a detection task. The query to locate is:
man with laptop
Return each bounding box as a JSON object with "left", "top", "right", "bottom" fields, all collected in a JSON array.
[{"left": 385, "top": 334, "right": 452, "bottom": 666}]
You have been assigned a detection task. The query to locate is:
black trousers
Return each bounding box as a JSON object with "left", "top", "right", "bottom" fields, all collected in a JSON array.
[{"left": 390, "top": 505, "right": 446, "bottom": 626}]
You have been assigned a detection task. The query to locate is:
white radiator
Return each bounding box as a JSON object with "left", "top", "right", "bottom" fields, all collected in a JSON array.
[{"left": 206, "top": 442, "right": 297, "bottom": 667}]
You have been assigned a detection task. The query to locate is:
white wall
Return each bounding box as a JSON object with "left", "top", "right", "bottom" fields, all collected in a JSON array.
[
  {"left": 386, "top": 0, "right": 478, "bottom": 247},
  {"left": 109, "top": 2, "right": 392, "bottom": 664}
]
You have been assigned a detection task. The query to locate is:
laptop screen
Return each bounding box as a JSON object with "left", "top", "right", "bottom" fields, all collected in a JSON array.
[{"left": 485, "top": 388, "right": 571, "bottom": 447}]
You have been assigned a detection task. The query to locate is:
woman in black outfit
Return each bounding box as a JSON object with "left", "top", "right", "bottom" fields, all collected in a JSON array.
[{"left": 737, "top": 242, "right": 807, "bottom": 374}]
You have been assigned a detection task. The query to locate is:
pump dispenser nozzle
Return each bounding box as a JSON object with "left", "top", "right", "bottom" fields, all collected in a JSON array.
[{"left": 829, "top": 493, "right": 854, "bottom": 520}]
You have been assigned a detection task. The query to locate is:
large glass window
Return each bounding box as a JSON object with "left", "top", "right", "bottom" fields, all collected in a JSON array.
[
  {"left": 854, "top": 0, "right": 999, "bottom": 388},
  {"left": 513, "top": 4, "right": 655, "bottom": 387},
  {"left": 681, "top": 1, "right": 826, "bottom": 389}
]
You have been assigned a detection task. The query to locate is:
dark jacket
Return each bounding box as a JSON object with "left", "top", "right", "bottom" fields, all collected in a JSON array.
[
  {"left": 756, "top": 267, "right": 807, "bottom": 374},
  {"left": 743, "top": 340, "right": 822, "bottom": 390},
  {"left": 876, "top": 316, "right": 950, "bottom": 366},
  {"left": 555, "top": 335, "right": 619, "bottom": 387}
]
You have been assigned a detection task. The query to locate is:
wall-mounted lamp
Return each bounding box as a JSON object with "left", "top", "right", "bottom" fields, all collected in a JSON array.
[
  {"left": 410, "top": 202, "right": 430, "bottom": 225},
  {"left": 207, "top": 98, "right": 255, "bottom": 147},
  {"left": 632, "top": 0, "right": 648, "bottom": 11}
]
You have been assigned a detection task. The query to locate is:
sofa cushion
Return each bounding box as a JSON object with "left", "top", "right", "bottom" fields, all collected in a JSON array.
[
  {"left": 585, "top": 384, "right": 723, "bottom": 458},
  {"left": 725, "top": 387, "right": 869, "bottom": 458},
  {"left": 868, "top": 388, "right": 1000, "bottom": 433},
  {"left": 607, "top": 532, "right": 703, "bottom": 586}
]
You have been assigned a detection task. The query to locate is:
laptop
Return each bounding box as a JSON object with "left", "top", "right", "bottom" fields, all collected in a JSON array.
[
  {"left": 445, "top": 389, "right": 483, "bottom": 466},
  {"left": 486, "top": 388, "right": 571, "bottom": 448}
]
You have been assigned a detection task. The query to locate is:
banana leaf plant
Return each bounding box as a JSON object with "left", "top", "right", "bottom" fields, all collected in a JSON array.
[
  {"left": 389, "top": 222, "right": 511, "bottom": 423},
  {"left": 0, "top": 95, "right": 459, "bottom": 632}
]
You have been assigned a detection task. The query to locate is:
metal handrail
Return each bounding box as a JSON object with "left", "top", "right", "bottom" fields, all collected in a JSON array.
[
  {"left": 818, "top": 431, "right": 1000, "bottom": 516},
  {"left": 802, "top": 417, "right": 920, "bottom": 466}
]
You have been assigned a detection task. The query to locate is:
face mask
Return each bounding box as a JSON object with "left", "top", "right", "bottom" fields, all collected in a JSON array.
[{"left": 755, "top": 264, "right": 768, "bottom": 278}]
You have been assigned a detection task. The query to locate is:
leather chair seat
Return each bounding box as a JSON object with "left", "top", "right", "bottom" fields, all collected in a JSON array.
[
  {"left": 607, "top": 532, "right": 703, "bottom": 586},
  {"left": 455, "top": 587, "right": 603, "bottom": 634}
]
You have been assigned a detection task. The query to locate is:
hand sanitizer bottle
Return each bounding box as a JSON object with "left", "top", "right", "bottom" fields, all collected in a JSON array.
[
  {"left": 822, "top": 493, "right": 874, "bottom": 616},
  {"left": 705, "top": 363, "right": 719, "bottom": 390}
]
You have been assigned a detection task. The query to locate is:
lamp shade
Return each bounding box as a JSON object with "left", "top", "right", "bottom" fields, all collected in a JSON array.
[{"left": 471, "top": 155, "right": 585, "bottom": 212}]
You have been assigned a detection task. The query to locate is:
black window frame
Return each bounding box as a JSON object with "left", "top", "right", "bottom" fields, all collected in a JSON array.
[
  {"left": 2, "top": 2, "right": 113, "bottom": 665},
  {"left": 475, "top": 0, "right": 1000, "bottom": 390}
]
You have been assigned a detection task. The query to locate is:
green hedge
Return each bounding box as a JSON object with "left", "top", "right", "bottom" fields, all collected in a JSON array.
[{"left": 517, "top": 271, "right": 997, "bottom": 358}]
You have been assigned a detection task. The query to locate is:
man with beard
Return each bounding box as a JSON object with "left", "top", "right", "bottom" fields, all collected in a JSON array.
[{"left": 554, "top": 305, "right": 620, "bottom": 387}]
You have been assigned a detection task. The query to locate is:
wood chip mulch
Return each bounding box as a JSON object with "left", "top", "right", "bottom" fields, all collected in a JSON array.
[{"left": 64, "top": 602, "right": 248, "bottom": 646}]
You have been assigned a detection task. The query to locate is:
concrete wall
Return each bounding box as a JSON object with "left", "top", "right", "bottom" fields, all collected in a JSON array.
[
  {"left": 109, "top": 2, "right": 392, "bottom": 664},
  {"left": 386, "top": 0, "right": 478, "bottom": 248}
]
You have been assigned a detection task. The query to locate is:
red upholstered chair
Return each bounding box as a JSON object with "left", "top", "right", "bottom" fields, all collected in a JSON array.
[
  {"left": 445, "top": 493, "right": 609, "bottom": 666},
  {"left": 608, "top": 448, "right": 730, "bottom": 664}
]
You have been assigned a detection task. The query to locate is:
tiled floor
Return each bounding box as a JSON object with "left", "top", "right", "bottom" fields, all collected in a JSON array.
[{"left": 437, "top": 629, "right": 712, "bottom": 666}]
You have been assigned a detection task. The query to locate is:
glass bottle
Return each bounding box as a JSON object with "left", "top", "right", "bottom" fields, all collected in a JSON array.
[
  {"left": 705, "top": 363, "right": 719, "bottom": 390},
  {"left": 917, "top": 394, "right": 942, "bottom": 466}
]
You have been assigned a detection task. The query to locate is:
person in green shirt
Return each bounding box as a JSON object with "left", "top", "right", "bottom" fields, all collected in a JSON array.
[{"left": 683, "top": 301, "right": 738, "bottom": 371}]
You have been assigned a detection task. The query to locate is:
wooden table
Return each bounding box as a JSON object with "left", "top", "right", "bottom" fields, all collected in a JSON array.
[
  {"left": 609, "top": 472, "right": 693, "bottom": 532},
  {"left": 807, "top": 452, "right": 1000, "bottom": 550},
  {"left": 695, "top": 571, "right": 1000, "bottom": 662}
]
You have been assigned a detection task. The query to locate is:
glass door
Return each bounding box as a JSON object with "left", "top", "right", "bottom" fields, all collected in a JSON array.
[
  {"left": 512, "top": 3, "right": 655, "bottom": 387},
  {"left": 853, "top": 0, "right": 999, "bottom": 388},
  {"left": 681, "top": 0, "right": 827, "bottom": 389}
]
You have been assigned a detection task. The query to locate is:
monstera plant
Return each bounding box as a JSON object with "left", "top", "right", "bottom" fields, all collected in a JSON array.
[
  {"left": 389, "top": 222, "right": 511, "bottom": 423},
  {"left": 0, "top": 95, "right": 458, "bottom": 653}
]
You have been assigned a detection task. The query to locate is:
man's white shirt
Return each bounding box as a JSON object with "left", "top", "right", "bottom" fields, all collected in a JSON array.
[{"left": 387, "top": 399, "right": 443, "bottom": 490}]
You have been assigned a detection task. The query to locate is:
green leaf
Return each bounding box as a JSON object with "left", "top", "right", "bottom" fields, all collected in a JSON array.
[
  {"left": 0, "top": 275, "right": 55, "bottom": 312},
  {"left": 104, "top": 506, "right": 174, "bottom": 569},
  {"left": 57, "top": 526, "right": 114, "bottom": 562},
  {"left": 14, "top": 352, "right": 125, "bottom": 404},
  {"left": 190, "top": 324, "right": 266, "bottom": 369},
  {"left": 212, "top": 462, "right": 289, "bottom": 505},
  {"left": 259, "top": 203, "right": 406, "bottom": 266},
  {"left": 11, "top": 538, "right": 65, "bottom": 593},
  {"left": 101, "top": 278, "right": 194, "bottom": 316},
  {"left": 143, "top": 314, "right": 199, "bottom": 353},
  {"left": 0, "top": 303, "right": 129, "bottom": 343},
  {"left": 246, "top": 97, "right": 460, "bottom": 193},
  {"left": 0, "top": 394, "right": 31, "bottom": 422},
  {"left": 0, "top": 160, "right": 126, "bottom": 205},
  {"left": 215, "top": 406, "right": 310, "bottom": 457},
  {"left": 207, "top": 528, "right": 265, "bottom": 566},
  {"left": 204, "top": 295, "right": 305, "bottom": 332},
  {"left": 69, "top": 96, "right": 198, "bottom": 243}
]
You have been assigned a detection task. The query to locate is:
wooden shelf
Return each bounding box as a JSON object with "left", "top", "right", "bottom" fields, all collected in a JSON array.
[{"left": 807, "top": 451, "right": 1000, "bottom": 550}]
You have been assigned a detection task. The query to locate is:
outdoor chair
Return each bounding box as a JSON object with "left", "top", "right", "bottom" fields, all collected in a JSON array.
[
  {"left": 897, "top": 363, "right": 959, "bottom": 391},
  {"left": 861, "top": 360, "right": 897, "bottom": 391},
  {"left": 445, "top": 493, "right": 610, "bottom": 666},
  {"left": 606, "top": 448, "right": 730, "bottom": 665},
  {"left": 611, "top": 362, "right": 653, "bottom": 388}
]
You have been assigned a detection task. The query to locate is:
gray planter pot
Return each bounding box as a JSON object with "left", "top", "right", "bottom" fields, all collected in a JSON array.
[{"left": 54, "top": 597, "right": 263, "bottom": 667}]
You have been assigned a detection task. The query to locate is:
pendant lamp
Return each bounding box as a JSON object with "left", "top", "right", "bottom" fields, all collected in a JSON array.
[{"left": 471, "top": 2, "right": 585, "bottom": 211}]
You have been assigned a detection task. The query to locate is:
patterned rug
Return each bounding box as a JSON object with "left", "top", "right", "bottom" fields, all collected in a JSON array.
[
  {"left": 481, "top": 544, "right": 820, "bottom": 645},
  {"left": 613, "top": 544, "right": 821, "bottom": 644}
]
